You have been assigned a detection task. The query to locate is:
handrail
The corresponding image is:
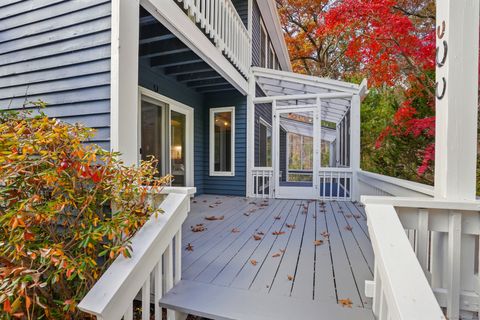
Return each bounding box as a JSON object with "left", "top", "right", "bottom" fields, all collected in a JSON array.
[
  {"left": 365, "top": 204, "right": 445, "bottom": 320},
  {"left": 362, "top": 196, "right": 480, "bottom": 211},
  {"left": 358, "top": 170, "right": 434, "bottom": 197},
  {"left": 177, "top": 0, "right": 251, "bottom": 77},
  {"left": 78, "top": 191, "right": 191, "bottom": 320}
]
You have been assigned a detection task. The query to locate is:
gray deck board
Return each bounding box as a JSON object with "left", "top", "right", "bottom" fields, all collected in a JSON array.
[{"left": 169, "top": 195, "right": 374, "bottom": 319}]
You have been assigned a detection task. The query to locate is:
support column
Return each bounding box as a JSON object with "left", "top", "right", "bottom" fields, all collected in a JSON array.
[
  {"left": 434, "top": 0, "right": 479, "bottom": 201},
  {"left": 246, "top": 72, "right": 256, "bottom": 197},
  {"left": 350, "top": 95, "right": 361, "bottom": 201},
  {"left": 110, "top": 0, "right": 140, "bottom": 166}
]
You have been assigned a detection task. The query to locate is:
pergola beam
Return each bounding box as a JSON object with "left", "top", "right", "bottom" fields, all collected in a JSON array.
[{"left": 253, "top": 92, "right": 354, "bottom": 104}]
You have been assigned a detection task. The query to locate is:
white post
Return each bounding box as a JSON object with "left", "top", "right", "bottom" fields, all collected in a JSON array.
[
  {"left": 329, "top": 142, "right": 335, "bottom": 167},
  {"left": 110, "top": 0, "right": 140, "bottom": 166},
  {"left": 434, "top": 0, "right": 479, "bottom": 201},
  {"left": 336, "top": 125, "right": 340, "bottom": 167},
  {"left": 350, "top": 95, "right": 361, "bottom": 201},
  {"left": 246, "top": 71, "right": 256, "bottom": 197}
]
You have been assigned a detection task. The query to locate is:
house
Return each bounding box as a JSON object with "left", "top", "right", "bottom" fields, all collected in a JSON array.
[{"left": 1, "top": 0, "right": 479, "bottom": 320}]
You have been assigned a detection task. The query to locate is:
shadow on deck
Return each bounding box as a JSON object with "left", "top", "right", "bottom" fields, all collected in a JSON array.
[{"left": 160, "top": 195, "right": 375, "bottom": 320}]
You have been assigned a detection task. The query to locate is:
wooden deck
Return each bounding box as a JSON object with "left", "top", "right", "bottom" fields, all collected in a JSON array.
[{"left": 160, "top": 195, "right": 375, "bottom": 320}]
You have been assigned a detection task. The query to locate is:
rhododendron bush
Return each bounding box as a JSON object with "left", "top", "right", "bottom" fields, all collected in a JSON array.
[{"left": 0, "top": 107, "right": 170, "bottom": 319}]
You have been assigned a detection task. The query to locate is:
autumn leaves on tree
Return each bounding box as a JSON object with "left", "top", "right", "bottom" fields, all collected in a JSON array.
[{"left": 277, "top": 0, "right": 437, "bottom": 183}]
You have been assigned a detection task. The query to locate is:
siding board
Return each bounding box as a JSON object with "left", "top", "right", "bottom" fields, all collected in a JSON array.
[{"left": 0, "top": 0, "right": 64, "bottom": 20}]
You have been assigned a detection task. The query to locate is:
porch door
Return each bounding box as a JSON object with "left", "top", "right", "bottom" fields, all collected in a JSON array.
[
  {"left": 274, "top": 107, "right": 320, "bottom": 199},
  {"left": 140, "top": 90, "right": 193, "bottom": 187}
]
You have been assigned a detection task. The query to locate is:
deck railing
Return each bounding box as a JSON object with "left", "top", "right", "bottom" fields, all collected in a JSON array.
[
  {"left": 363, "top": 197, "right": 480, "bottom": 320},
  {"left": 78, "top": 188, "right": 195, "bottom": 320},
  {"left": 252, "top": 167, "right": 274, "bottom": 198},
  {"left": 177, "top": 0, "right": 251, "bottom": 78},
  {"left": 318, "top": 167, "right": 353, "bottom": 201}
]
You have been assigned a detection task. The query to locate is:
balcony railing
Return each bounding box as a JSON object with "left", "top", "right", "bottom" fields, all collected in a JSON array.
[
  {"left": 78, "top": 187, "right": 195, "bottom": 320},
  {"left": 178, "top": 0, "right": 251, "bottom": 78}
]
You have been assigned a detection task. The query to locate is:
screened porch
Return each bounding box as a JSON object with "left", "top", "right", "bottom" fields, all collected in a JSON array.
[{"left": 248, "top": 67, "right": 367, "bottom": 201}]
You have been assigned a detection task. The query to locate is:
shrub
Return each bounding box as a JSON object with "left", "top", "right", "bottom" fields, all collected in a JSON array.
[{"left": 0, "top": 107, "right": 170, "bottom": 319}]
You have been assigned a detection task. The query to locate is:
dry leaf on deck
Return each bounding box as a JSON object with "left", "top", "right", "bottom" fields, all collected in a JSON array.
[
  {"left": 257, "top": 231, "right": 265, "bottom": 236},
  {"left": 250, "top": 259, "right": 258, "bottom": 266},
  {"left": 314, "top": 240, "right": 324, "bottom": 246},
  {"left": 345, "top": 225, "right": 353, "bottom": 231},
  {"left": 253, "top": 234, "right": 262, "bottom": 241},
  {"left": 244, "top": 212, "right": 251, "bottom": 217},
  {"left": 191, "top": 224, "right": 206, "bottom": 232},
  {"left": 231, "top": 228, "right": 240, "bottom": 233},
  {"left": 345, "top": 214, "right": 352, "bottom": 219},
  {"left": 272, "top": 252, "right": 282, "bottom": 258},
  {"left": 280, "top": 249, "right": 286, "bottom": 253},
  {"left": 354, "top": 214, "right": 361, "bottom": 219},
  {"left": 321, "top": 232, "right": 330, "bottom": 239},
  {"left": 286, "top": 224, "right": 296, "bottom": 229},
  {"left": 205, "top": 215, "right": 224, "bottom": 221},
  {"left": 287, "top": 275, "right": 294, "bottom": 281},
  {"left": 274, "top": 216, "right": 281, "bottom": 220},
  {"left": 339, "top": 298, "right": 353, "bottom": 308},
  {"left": 272, "top": 231, "right": 286, "bottom": 236},
  {"left": 185, "top": 243, "right": 194, "bottom": 251}
]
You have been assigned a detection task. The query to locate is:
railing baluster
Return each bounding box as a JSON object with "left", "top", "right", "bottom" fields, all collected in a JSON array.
[
  {"left": 447, "top": 211, "right": 462, "bottom": 320},
  {"left": 123, "top": 303, "right": 133, "bottom": 320},
  {"left": 165, "top": 243, "right": 174, "bottom": 320},
  {"left": 417, "top": 209, "right": 430, "bottom": 281},
  {"left": 142, "top": 276, "right": 151, "bottom": 320},
  {"left": 154, "top": 260, "right": 163, "bottom": 320},
  {"left": 174, "top": 230, "right": 182, "bottom": 285}
]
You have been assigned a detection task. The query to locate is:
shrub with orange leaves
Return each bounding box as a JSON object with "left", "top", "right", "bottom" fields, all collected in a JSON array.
[{"left": 0, "top": 106, "right": 171, "bottom": 319}]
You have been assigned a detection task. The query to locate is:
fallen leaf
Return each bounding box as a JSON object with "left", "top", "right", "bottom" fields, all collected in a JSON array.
[
  {"left": 274, "top": 216, "right": 281, "bottom": 220},
  {"left": 321, "top": 231, "right": 330, "bottom": 239},
  {"left": 314, "top": 240, "right": 324, "bottom": 246},
  {"left": 287, "top": 275, "right": 294, "bottom": 281},
  {"left": 272, "top": 231, "right": 286, "bottom": 236},
  {"left": 192, "top": 200, "right": 197, "bottom": 203},
  {"left": 191, "top": 224, "right": 206, "bottom": 232},
  {"left": 214, "top": 201, "right": 222, "bottom": 205},
  {"left": 250, "top": 259, "right": 258, "bottom": 266},
  {"left": 185, "top": 243, "right": 194, "bottom": 251},
  {"left": 345, "top": 225, "right": 353, "bottom": 231},
  {"left": 280, "top": 249, "right": 286, "bottom": 253},
  {"left": 209, "top": 205, "right": 215, "bottom": 208},
  {"left": 354, "top": 214, "right": 362, "bottom": 219},
  {"left": 205, "top": 215, "right": 224, "bottom": 221},
  {"left": 203, "top": 200, "right": 207, "bottom": 203},
  {"left": 231, "top": 228, "right": 240, "bottom": 233},
  {"left": 257, "top": 231, "right": 265, "bottom": 236},
  {"left": 345, "top": 214, "right": 352, "bottom": 218},
  {"left": 339, "top": 298, "right": 353, "bottom": 308},
  {"left": 244, "top": 212, "right": 251, "bottom": 217},
  {"left": 286, "top": 224, "right": 296, "bottom": 229},
  {"left": 253, "top": 234, "right": 262, "bottom": 241},
  {"left": 272, "top": 252, "right": 282, "bottom": 258}
]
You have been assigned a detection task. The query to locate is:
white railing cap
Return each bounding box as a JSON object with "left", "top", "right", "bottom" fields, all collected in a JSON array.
[
  {"left": 358, "top": 170, "right": 434, "bottom": 197},
  {"left": 362, "top": 196, "right": 480, "bottom": 211}
]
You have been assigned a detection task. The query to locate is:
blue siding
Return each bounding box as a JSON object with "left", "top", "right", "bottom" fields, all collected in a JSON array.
[
  {"left": 0, "top": 0, "right": 111, "bottom": 150},
  {"left": 203, "top": 92, "right": 247, "bottom": 196}
]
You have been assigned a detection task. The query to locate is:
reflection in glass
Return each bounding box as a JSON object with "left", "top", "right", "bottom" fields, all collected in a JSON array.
[
  {"left": 171, "top": 111, "right": 186, "bottom": 186},
  {"left": 141, "top": 100, "right": 164, "bottom": 175},
  {"left": 214, "top": 111, "right": 232, "bottom": 172}
]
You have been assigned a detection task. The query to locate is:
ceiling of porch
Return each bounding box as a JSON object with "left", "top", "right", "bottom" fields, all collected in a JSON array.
[{"left": 139, "top": 6, "right": 237, "bottom": 94}]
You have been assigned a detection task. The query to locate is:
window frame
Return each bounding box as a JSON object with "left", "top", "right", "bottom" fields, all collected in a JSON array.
[
  {"left": 209, "top": 106, "right": 236, "bottom": 177},
  {"left": 260, "top": 20, "right": 268, "bottom": 68},
  {"left": 268, "top": 43, "right": 275, "bottom": 69},
  {"left": 258, "top": 117, "right": 272, "bottom": 167}
]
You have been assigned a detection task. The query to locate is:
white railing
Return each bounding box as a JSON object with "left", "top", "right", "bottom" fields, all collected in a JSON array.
[
  {"left": 363, "top": 197, "right": 480, "bottom": 320},
  {"left": 252, "top": 167, "right": 274, "bottom": 198},
  {"left": 178, "top": 0, "right": 251, "bottom": 78},
  {"left": 318, "top": 167, "right": 353, "bottom": 201},
  {"left": 78, "top": 188, "right": 195, "bottom": 320},
  {"left": 358, "top": 170, "right": 434, "bottom": 198}
]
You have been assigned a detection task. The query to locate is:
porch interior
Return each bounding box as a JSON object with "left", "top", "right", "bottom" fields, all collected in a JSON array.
[{"left": 159, "top": 195, "right": 375, "bottom": 320}]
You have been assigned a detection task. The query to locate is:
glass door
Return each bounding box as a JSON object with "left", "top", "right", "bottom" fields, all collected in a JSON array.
[
  {"left": 274, "top": 107, "right": 319, "bottom": 199},
  {"left": 140, "top": 90, "right": 193, "bottom": 187}
]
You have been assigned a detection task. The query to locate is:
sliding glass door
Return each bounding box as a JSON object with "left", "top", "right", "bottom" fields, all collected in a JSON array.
[{"left": 140, "top": 89, "right": 193, "bottom": 187}]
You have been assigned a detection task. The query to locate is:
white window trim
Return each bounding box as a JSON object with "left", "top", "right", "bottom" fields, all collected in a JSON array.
[
  {"left": 258, "top": 117, "right": 272, "bottom": 167},
  {"left": 210, "top": 106, "right": 235, "bottom": 177},
  {"left": 138, "top": 86, "right": 195, "bottom": 187},
  {"left": 260, "top": 20, "right": 268, "bottom": 68},
  {"left": 268, "top": 43, "right": 275, "bottom": 69}
]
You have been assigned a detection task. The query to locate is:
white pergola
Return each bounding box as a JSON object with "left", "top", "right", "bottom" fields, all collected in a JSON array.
[{"left": 247, "top": 67, "right": 368, "bottom": 199}]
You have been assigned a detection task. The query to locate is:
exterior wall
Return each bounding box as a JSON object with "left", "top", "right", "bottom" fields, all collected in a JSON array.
[
  {"left": 204, "top": 92, "right": 247, "bottom": 196},
  {"left": 0, "top": 0, "right": 112, "bottom": 150}
]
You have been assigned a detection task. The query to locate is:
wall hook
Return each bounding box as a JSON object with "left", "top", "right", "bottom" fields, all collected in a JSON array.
[
  {"left": 436, "top": 41, "right": 448, "bottom": 67},
  {"left": 436, "top": 77, "right": 446, "bottom": 100},
  {"left": 437, "top": 21, "right": 446, "bottom": 39}
]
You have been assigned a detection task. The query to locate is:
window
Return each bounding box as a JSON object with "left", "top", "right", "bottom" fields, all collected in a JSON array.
[
  {"left": 260, "top": 21, "right": 268, "bottom": 68},
  {"left": 210, "top": 107, "right": 235, "bottom": 176},
  {"left": 287, "top": 133, "right": 313, "bottom": 182},
  {"left": 258, "top": 118, "right": 272, "bottom": 167},
  {"left": 268, "top": 44, "right": 275, "bottom": 69}
]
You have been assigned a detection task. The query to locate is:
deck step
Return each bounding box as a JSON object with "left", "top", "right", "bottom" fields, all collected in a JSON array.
[{"left": 159, "top": 280, "right": 375, "bottom": 320}]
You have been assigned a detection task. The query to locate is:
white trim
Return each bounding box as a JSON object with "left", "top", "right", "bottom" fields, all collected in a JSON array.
[
  {"left": 260, "top": 19, "right": 268, "bottom": 68},
  {"left": 258, "top": 117, "right": 273, "bottom": 167},
  {"left": 209, "top": 106, "right": 236, "bottom": 177},
  {"left": 256, "top": 0, "right": 292, "bottom": 71},
  {"left": 141, "top": 0, "right": 248, "bottom": 95},
  {"left": 110, "top": 0, "right": 140, "bottom": 165},
  {"left": 138, "top": 87, "right": 195, "bottom": 188}
]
